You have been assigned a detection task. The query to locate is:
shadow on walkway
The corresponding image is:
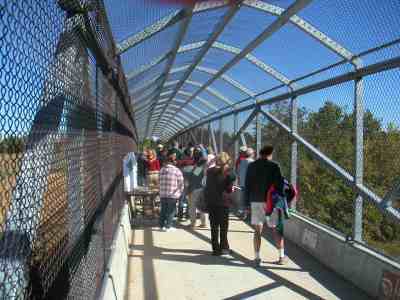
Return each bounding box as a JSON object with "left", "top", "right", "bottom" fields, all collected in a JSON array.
[{"left": 128, "top": 218, "right": 370, "bottom": 300}]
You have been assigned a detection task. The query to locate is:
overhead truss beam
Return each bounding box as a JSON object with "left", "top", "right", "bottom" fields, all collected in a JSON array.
[
  {"left": 126, "top": 0, "right": 361, "bottom": 138},
  {"left": 153, "top": 2, "right": 243, "bottom": 135},
  {"left": 174, "top": 55, "right": 400, "bottom": 138},
  {"left": 145, "top": 7, "right": 195, "bottom": 137},
  {"left": 242, "top": 0, "right": 360, "bottom": 67},
  {"left": 160, "top": 0, "right": 312, "bottom": 135},
  {"left": 116, "top": 0, "right": 229, "bottom": 55}
]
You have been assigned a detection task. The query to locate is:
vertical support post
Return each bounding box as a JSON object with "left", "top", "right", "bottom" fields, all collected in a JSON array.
[
  {"left": 208, "top": 123, "right": 212, "bottom": 149},
  {"left": 219, "top": 118, "right": 223, "bottom": 153},
  {"left": 189, "top": 130, "right": 197, "bottom": 145},
  {"left": 290, "top": 96, "right": 298, "bottom": 209},
  {"left": 256, "top": 108, "right": 262, "bottom": 157},
  {"left": 210, "top": 124, "right": 218, "bottom": 155},
  {"left": 200, "top": 125, "right": 204, "bottom": 145},
  {"left": 353, "top": 76, "right": 364, "bottom": 242},
  {"left": 234, "top": 110, "right": 239, "bottom": 163}
]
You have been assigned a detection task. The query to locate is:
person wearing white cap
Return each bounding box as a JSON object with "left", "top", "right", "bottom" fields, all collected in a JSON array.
[{"left": 235, "top": 146, "right": 248, "bottom": 174}]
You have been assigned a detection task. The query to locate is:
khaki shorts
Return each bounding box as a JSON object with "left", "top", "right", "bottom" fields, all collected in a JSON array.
[
  {"left": 265, "top": 209, "right": 279, "bottom": 228},
  {"left": 251, "top": 202, "right": 265, "bottom": 225},
  {"left": 251, "top": 202, "right": 279, "bottom": 228}
]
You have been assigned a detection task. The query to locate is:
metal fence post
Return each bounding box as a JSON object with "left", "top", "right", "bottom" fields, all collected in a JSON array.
[
  {"left": 256, "top": 108, "right": 262, "bottom": 156},
  {"left": 219, "top": 118, "right": 223, "bottom": 153},
  {"left": 290, "top": 96, "right": 298, "bottom": 209},
  {"left": 207, "top": 123, "right": 212, "bottom": 149},
  {"left": 200, "top": 125, "right": 204, "bottom": 145},
  {"left": 210, "top": 123, "right": 218, "bottom": 154},
  {"left": 353, "top": 76, "right": 364, "bottom": 242},
  {"left": 234, "top": 110, "right": 239, "bottom": 162}
]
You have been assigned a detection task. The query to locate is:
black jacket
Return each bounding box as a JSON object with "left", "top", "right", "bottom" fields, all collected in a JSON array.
[
  {"left": 204, "top": 167, "right": 236, "bottom": 208},
  {"left": 244, "top": 159, "right": 284, "bottom": 206}
]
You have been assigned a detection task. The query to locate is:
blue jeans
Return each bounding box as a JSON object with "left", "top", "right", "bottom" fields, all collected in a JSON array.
[
  {"left": 177, "top": 192, "right": 188, "bottom": 219},
  {"left": 160, "top": 198, "right": 177, "bottom": 228}
]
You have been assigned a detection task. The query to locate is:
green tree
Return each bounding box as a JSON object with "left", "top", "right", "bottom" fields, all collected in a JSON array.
[{"left": 261, "top": 101, "right": 400, "bottom": 258}]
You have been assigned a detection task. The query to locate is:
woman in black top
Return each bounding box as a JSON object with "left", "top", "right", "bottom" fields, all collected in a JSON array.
[{"left": 204, "top": 152, "right": 236, "bottom": 256}]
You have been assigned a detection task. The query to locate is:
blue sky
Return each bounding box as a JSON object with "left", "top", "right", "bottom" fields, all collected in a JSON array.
[
  {"left": 0, "top": 0, "right": 399, "bottom": 138},
  {"left": 103, "top": 0, "right": 400, "bottom": 134}
]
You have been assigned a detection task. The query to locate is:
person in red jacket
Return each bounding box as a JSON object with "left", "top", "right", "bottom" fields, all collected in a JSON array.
[
  {"left": 146, "top": 149, "right": 160, "bottom": 190},
  {"left": 235, "top": 146, "right": 248, "bottom": 174}
]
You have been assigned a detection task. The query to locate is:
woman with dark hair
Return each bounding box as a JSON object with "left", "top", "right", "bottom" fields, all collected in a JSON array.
[{"left": 204, "top": 152, "right": 236, "bottom": 256}]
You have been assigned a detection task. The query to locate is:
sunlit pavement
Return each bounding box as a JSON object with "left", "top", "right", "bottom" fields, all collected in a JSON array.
[{"left": 127, "top": 216, "right": 370, "bottom": 300}]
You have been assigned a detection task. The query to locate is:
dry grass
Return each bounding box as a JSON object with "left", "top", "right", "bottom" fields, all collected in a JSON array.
[
  {"left": 0, "top": 154, "right": 68, "bottom": 257},
  {"left": 0, "top": 153, "right": 20, "bottom": 226}
]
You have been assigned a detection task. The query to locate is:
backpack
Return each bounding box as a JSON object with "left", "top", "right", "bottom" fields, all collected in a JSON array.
[
  {"left": 283, "top": 179, "right": 297, "bottom": 204},
  {"left": 265, "top": 179, "right": 298, "bottom": 217}
]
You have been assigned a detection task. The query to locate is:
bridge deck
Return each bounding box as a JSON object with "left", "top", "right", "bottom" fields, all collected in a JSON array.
[{"left": 127, "top": 216, "right": 370, "bottom": 300}]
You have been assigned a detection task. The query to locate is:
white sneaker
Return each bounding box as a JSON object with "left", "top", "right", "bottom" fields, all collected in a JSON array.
[
  {"left": 166, "top": 227, "right": 176, "bottom": 232},
  {"left": 161, "top": 227, "right": 167, "bottom": 232}
]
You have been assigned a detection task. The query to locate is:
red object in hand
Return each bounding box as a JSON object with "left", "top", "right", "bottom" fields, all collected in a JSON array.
[{"left": 264, "top": 185, "right": 275, "bottom": 215}]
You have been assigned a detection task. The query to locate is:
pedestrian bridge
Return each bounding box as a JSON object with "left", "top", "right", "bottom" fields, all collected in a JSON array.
[
  {"left": 0, "top": 0, "right": 399, "bottom": 299},
  {"left": 126, "top": 216, "right": 370, "bottom": 300}
]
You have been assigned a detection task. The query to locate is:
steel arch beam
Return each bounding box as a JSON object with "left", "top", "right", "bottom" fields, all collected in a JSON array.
[
  {"left": 159, "top": 0, "right": 312, "bottom": 135},
  {"left": 141, "top": 89, "right": 215, "bottom": 112},
  {"left": 146, "top": 89, "right": 219, "bottom": 112},
  {"left": 197, "top": 65, "right": 257, "bottom": 97},
  {"left": 174, "top": 55, "right": 400, "bottom": 140},
  {"left": 165, "top": 80, "right": 234, "bottom": 107},
  {"left": 127, "top": 41, "right": 286, "bottom": 101},
  {"left": 159, "top": 126, "right": 176, "bottom": 138},
  {"left": 242, "top": 0, "right": 361, "bottom": 67},
  {"left": 177, "top": 86, "right": 233, "bottom": 106},
  {"left": 133, "top": 85, "right": 160, "bottom": 104},
  {"left": 128, "top": 0, "right": 360, "bottom": 135},
  {"left": 126, "top": 53, "right": 169, "bottom": 81},
  {"left": 151, "top": 39, "right": 295, "bottom": 131},
  {"left": 158, "top": 120, "right": 182, "bottom": 133},
  {"left": 182, "top": 107, "right": 203, "bottom": 120},
  {"left": 126, "top": 0, "right": 360, "bottom": 100},
  {"left": 126, "top": 40, "right": 289, "bottom": 87},
  {"left": 156, "top": 104, "right": 202, "bottom": 122},
  {"left": 165, "top": 117, "right": 189, "bottom": 130},
  {"left": 176, "top": 41, "right": 292, "bottom": 85},
  {"left": 134, "top": 100, "right": 153, "bottom": 114},
  {"left": 160, "top": 131, "right": 174, "bottom": 141},
  {"left": 120, "top": 0, "right": 357, "bottom": 66},
  {"left": 129, "top": 74, "right": 164, "bottom": 96},
  {"left": 153, "top": 2, "right": 242, "bottom": 135},
  {"left": 116, "top": 1, "right": 229, "bottom": 55},
  {"left": 157, "top": 113, "right": 191, "bottom": 128},
  {"left": 188, "top": 103, "right": 208, "bottom": 116},
  {"left": 166, "top": 79, "right": 233, "bottom": 104},
  {"left": 145, "top": 7, "right": 195, "bottom": 138}
]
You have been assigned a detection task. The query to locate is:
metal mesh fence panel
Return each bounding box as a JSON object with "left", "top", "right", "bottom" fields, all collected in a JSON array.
[
  {"left": 296, "top": 143, "right": 356, "bottom": 237},
  {"left": 0, "top": 1, "right": 136, "bottom": 299},
  {"left": 361, "top": 69, "right": 400, "bottom": 261},
  {"left": 157, "top": 0, "right": 400, "bottom": 266}
]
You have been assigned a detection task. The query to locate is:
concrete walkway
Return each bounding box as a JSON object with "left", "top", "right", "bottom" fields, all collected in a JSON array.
[{"left": 127, "top": 216, "right": 370, "bottom": 300}]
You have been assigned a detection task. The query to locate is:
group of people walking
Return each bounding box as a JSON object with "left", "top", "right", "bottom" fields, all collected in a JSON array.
[{"left": 137, "top": 142, "right": 295, "bottom": 266}]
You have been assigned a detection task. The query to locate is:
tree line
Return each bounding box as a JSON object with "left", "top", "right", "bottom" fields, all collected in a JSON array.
[{"left": 259, "top": 101, "right": 400, "bottom": 259}]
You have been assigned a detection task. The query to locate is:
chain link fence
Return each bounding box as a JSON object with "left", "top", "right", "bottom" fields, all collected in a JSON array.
[
  {"left": 0, "top": 0, "right": 136, "bottom": 298},
  {"left": 173, "top": 11, "right": 400, "bottom": 264}
]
